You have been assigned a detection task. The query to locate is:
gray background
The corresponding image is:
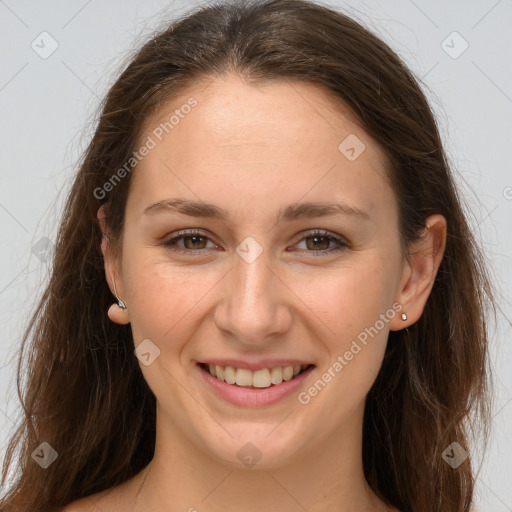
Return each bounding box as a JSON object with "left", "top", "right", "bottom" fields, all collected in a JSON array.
[{"left": 1, "top": 0, "right": 511, "bottom": 509}]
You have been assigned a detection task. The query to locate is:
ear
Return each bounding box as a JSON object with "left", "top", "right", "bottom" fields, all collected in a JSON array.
[
  {"left": 390, "top": 214, "right": 447, "bottom": 330},
  {"left": 97, "top": 205, "right": 130, "bottom": 325}
]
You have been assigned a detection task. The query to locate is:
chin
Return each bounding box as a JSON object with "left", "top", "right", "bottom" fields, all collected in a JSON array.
[{"left": 199, "top": 422, "right": 307, "bottom": 470}]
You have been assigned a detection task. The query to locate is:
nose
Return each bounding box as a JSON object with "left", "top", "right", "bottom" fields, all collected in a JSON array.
[{"left": 213, "top": 248, "right": 293, "bottom": 347}]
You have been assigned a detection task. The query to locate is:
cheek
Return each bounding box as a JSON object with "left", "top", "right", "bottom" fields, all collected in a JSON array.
[
  {"left": 294, "top": 255, "right": 399, "bottom": 340},
  {"left": 296, "top": 253, "right": 400, "bottom": 386},
  {"left": 122, "top": 255, "right": 221, "bottom": 347}
]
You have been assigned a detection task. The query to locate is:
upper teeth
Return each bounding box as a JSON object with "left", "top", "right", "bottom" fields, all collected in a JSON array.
[{"left": 207, "top": 364, "right": 308, "bottom": 388}]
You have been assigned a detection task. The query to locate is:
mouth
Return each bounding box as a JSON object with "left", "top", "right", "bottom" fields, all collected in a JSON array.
[{"left": 197, "top": 362, "right": 315, "bottom": 389}]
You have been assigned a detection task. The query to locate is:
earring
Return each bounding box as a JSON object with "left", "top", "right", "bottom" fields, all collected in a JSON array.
[
  {"left": 112, "top": 276, "right": 127, "bottom": 311},
  {"left": 401, "top": 312, "right": 407, "bottom": 321}
]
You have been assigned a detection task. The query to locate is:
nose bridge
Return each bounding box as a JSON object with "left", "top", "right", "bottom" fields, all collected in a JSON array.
[
  {"left": 214, "top": 246, "right": 291, "bottom": 343},
  {"left": 236, "top": 252, "right": 274, "bottom": 309}
]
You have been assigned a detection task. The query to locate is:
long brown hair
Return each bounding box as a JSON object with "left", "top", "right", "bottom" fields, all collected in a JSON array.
[{"left": 0, "top": 1, "right": 496, "bottom": 511}]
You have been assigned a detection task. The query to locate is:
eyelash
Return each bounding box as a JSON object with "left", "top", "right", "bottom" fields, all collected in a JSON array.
[{"left": 162, "top": 229, "right": 349, "bottom": 256}]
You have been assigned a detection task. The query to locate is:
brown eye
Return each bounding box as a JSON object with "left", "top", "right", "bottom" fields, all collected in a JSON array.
[
  {"left": 291, "top": 230, "right": 349, "bottom": 256},
  {"left": 162, "top": 230, "right": 217, "bottom": 254},
  {"left": 182, "top": 235, "right": 208, "bottom": 250},
  {"left": 162, "top": 229, "right": 348, "bottom": 257},
  {"left": 305, "top": 235, "right": 331, "bottom": 251}
]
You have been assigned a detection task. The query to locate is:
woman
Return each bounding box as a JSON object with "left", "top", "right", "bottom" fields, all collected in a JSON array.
[{"left": 0, "top": 1, "right": 495, "bottom": 511}]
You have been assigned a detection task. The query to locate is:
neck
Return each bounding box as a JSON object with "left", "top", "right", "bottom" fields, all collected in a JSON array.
[{"left": 130, "top": 403, "right": 390, "bottom": 512}]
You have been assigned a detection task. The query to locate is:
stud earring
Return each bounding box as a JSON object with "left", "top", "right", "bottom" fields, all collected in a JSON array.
[
  {"left": 112, "top": 276, "right": 127, "bottom": 311},
  {"left": 401, "top": 312, "right": 407, "bottom": 321}
]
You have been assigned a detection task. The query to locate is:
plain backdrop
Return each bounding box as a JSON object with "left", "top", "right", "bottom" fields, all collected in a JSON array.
[{"left": 0, "top": 0, "right": 511, "bottom": 510}]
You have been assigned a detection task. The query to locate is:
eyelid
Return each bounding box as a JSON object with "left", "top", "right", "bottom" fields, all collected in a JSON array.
[
  {"left": 163, "top": 229, "right": 219, "bottom": 251},
  {"left": 289, "top": 229, "right": 350, "bottom": 255},
  {"left": 293, "top": 228, "right": 348, "bottom": 244},
  {"left": 162, "top": 228, "right": 350, "bottom": 255}
]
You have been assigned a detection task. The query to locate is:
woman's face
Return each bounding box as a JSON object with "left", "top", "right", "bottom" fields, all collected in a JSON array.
[{"left": 106, "top": 73, "right": 413, "bottom": 468}]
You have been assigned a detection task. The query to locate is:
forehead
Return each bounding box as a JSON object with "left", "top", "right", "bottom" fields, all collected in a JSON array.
[{"left": 129, "top": 73, "right": 394, "bottom": 223}]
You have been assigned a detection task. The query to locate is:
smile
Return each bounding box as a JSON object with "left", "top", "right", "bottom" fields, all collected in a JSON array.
[
  {"left": 196, "top": 361, "right": 316, "bottom": 407},
  {"left": 198, "top": 362, "right": 313, "bottom": 389}
]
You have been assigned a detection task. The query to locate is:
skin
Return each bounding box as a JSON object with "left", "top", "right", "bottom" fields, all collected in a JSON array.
[{"left": 65, "top": 73, "right": 446, "bottom": 512}]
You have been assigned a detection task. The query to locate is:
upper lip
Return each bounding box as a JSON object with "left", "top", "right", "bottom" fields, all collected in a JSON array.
[{"left": 197, "top": 359, "right": 315, "bottom": 372}]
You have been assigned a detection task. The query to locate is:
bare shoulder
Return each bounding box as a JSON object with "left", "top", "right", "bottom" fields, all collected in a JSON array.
[
  {"left": 61, "top": 470, "right": 146, "bottom": 512},
  {"left": 61, "top": 489, "right": 113, "bottom": 512}
]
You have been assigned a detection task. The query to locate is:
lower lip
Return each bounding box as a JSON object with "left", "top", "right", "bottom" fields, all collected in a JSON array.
[{"left": 196, "top": 363, "right": 316, "bottom": 407}]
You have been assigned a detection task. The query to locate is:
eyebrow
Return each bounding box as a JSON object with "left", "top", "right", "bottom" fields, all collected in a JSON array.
[{"left": 142, "top": 198, "right": 370, "bottom": 222}]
